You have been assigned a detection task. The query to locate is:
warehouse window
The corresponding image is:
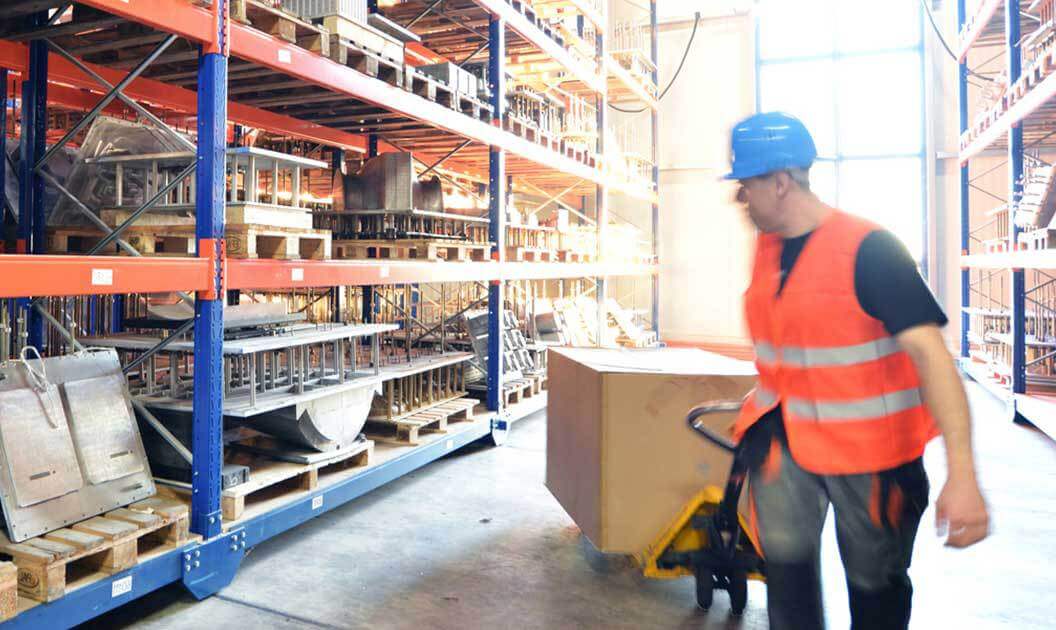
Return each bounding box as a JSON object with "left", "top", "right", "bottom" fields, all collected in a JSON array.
[{"left": 756, "top": 0, "right": 926, "bottom": 262}]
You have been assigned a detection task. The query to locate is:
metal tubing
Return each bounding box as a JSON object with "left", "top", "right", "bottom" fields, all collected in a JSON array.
[
  {"left": 407, "top": 0, "right": 443, "bottom": 28},
  {"left": 45, "top": 38, "right": 197, "bottom": 152},
  {"left": 650, "top": 0, "right": 660, "bottom": 334},
  {"left": 0, "top": 68, "right": 7, "bottom": 221},
  {"left": 487, "top": 14, "right": 505, "bottom": 412},
  {"left": 21, "top": 32, "right": 48, "bottom": 348},
  {"left": 191, "top": 46, "right": 228, "bottom": 540},
  {"left": 1007, "top": 0, "right": 1026, "bottom": 394},
  {"left": 133, "top": 399, "right": 193, "bottom": 464},
  {"left": 419, "top": 139, "right": 472, "bottom": 178},
  {"left": 36, "top": 34, "right": 178, "bottom": 170},
  {"left": 122, "top": 318, "right": 195, "bottom": 375},
  {"left": 89, "top": 161, "right": 197, "bottom": 255},
  {"left": 594, "top": 27, "right": 607, "bottom": 346}
]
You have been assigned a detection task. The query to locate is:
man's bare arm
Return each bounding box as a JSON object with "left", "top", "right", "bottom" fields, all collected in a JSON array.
[{"left": 896, "top": 323, "right": 989, "bottom": 548}]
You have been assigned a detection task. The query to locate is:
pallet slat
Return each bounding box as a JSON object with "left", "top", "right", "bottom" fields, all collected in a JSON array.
[{"left": 0, "top": 498, "right": 190, "bottom": 604}]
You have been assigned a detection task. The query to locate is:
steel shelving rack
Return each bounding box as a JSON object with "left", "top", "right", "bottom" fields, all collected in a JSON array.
[
  {"left": 0, "top": 0, "right": 659, "bottom": 626},
  {"left": 957, "top": 0, "right": 1056, "bottom": 437}
]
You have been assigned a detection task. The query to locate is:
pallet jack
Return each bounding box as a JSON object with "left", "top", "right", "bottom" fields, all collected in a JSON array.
[{"left": 639, "top": 401, "right": 766, "bottom": 614}]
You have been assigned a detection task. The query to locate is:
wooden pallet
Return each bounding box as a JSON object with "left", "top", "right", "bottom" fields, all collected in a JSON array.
[
  {"left": 404, "top": 67, "right": 493, "bottom": 122},
  {"left": 0, "top": 562, "right": 15, "bottom": 622},
  {"left": 0, "top": 498, "right": 189, "bottom": 604},
  {"left": 48, "top": 223, "right": 331, "bottom": 259},
  {"left": 557, "top": 250, "right": 595, "bottom": 262},
  {"left": 501, "top": 378, "right": 534, "bottom": 405},
  {"left": 330, "top": 38, "right": 409, "bottom": 89},
  {"left": 507, "top": 246, "right": 556, "bottom": 262},
  {"left": 237, "top": 0, "right": 330, "bottom": 57},
  {"left": 526, "top": 372, "right": 548, "bottom": 395},
  {"left": 333, "top": 238, "right": 490, "bottom": 261},
  {"left": 220, "top": 438, "right": 374, "bottom": 522},
  {"left": 366, "top": 397, "right": 477, "bottom": 445}
]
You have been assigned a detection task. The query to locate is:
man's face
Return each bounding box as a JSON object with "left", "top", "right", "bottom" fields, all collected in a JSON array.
[{"left": 735, "top": 173, "right": 782, "bottom": 233}]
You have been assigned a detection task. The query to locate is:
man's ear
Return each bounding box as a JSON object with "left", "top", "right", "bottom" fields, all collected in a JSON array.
[{"left": 774, "top": 171, "right": 792, "bottom": 198}]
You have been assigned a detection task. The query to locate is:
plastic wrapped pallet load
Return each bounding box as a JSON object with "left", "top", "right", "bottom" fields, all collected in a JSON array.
[{"left": 546, "top": 347, "right": 756, "bottom": 555}]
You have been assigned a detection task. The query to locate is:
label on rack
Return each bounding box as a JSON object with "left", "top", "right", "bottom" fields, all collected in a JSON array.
[
  {"left": 292, "top": 268, "right": 304, "bottom": 282},
  {"left": 312, "top": 495, "right": 324, "bottom": 510},
  {"left": 112, "top": 575, "right": 133, "bottom": 598},
  {"left": 278, "top": 49, "right": 292, "bottom": 64},
  {"left": 445, "top": 439, "right": 454, "bottom": 451},
  {"left": 91, "top": 268, "right": 114, "bottom": 286},
  {"left": 380, "top": 266, "right": 389, "bottom": 279}
]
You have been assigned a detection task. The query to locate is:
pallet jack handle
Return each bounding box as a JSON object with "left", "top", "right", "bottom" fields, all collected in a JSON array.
[{"left": 686, "top": 401, "right": 743, "bottom": 454}]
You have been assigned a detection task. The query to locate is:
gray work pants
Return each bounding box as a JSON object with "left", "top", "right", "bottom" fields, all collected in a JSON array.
[{"left": 743, "top": 417, "right": 929, "bottom": 630}]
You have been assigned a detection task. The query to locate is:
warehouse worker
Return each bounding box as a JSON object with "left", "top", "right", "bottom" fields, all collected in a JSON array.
[{"left": 724, "top": 112, "right": 989, "bottom": 630}]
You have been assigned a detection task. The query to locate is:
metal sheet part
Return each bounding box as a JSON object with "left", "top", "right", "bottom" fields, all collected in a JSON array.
[
  {"left": 63, "top": 374, "right": 145, "bottom": 485},
  {"left": 251, "top": 383, "right": 376, "bottom": 451},
  {"left": 0, "top": 350, "right": 155, "bottom": 542},
  {"left": 0, "top": 387, "right": 83, "bottom": 508}
]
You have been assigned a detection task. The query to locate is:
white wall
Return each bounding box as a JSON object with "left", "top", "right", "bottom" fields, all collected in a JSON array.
[{"left": 656, "top": 10, "right": 755, "bottom": 348}]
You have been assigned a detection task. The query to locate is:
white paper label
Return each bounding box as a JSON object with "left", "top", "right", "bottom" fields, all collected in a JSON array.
[
  {"left": 291, "top": 268, "right": 304, "bottom": 281},
  {"left": 445, "top": 439, "right": 454, "bottom": 451},
  {"left": 311, "top": 495, "right": 324, "bottom": 510},
  {"left": 91, "top": 268, "right": 113, "bottom": 286},
  {"left": 112, "top": 575, "right": 132, "bottom": 598},
  {"left": 380, "top": 266, "right": 390, "bottom": 279},
  {"left": 278, "top": 49, "right": 292, "bottom": 63}
]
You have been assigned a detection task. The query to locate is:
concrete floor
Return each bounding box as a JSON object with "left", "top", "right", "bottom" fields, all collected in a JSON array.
[{"left": 81, "top": 382, "right": 1056, "bottom": 630}]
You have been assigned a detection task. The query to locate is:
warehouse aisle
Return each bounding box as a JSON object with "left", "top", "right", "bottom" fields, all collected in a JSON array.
[{"left": 82, "top": 383, "right": 1055, "bottom": 630}]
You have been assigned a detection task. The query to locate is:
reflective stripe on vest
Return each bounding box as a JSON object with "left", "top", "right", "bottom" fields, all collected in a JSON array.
[
  {"left": 754, "top": 386, "right": 778, "bottom": 409},
  {"left": 785, "top": 387, "right": 923, "bottom": 422},
  {"left": 782, "top": 337, "right": 900, "bottom": 368},
  {"left": 755, "top": 337, "right": 900, "bottom": 368},
  {"left": 754, "top": 342, "right": 779, "bottom": 364}
]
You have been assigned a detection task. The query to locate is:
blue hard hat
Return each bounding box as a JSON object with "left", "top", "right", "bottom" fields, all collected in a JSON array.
[{"left": 723, "top": 112, "right": 817, "bottom": 180}]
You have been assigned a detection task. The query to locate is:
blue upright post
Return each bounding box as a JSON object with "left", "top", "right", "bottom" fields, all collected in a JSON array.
[
  {"left": 111, "top": 295, "right": 124, "bottom": 333},
  {"left": 958, "top": 0, "right": 969, "bottom": 359},
  {"left": 487, "top": 14, "right": 506, "bottom": 412},
  {"left": 594, "top": 28, "right": 607, "bottom": 345},
  {"left": 362, "top": 138, "right": 377, "bottom": 324},
  {"left": 192, "top": 28, "right": 229, "bottom": 540},
  {"left": 1007, "top": 0, "right": 1026, "bottom": 395},
  {"left": 1, "top": 68, "right": 7, "bottom": 226},
  {"left": 331, "top": 148, "right": 344, "bottom": 322},
  {"left": 19, "top": 20, "right": 47, "bottom": 350},
  {"left": 649, "top": 0, "right": 659, "bottom": 335}
]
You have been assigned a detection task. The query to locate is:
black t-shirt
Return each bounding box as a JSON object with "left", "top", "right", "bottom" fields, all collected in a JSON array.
[{"left": 757, "top": 229, "right": 947, "bottom": 432}]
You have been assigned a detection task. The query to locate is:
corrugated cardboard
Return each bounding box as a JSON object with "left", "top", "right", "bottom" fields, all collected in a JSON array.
[{"left": 546, "top": 347, "right": 756, "bottom": 555}]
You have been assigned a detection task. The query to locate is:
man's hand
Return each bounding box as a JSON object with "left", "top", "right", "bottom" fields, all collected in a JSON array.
[
  {"left": 897, "top": 324, "right": 989, "bottom": 548},
  {"left": 935, "top": 473, "right": 989, "bottom": 548}
]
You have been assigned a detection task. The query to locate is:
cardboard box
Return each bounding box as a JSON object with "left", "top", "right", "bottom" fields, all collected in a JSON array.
[{"left": 546, "top": 347, "right": 756, "bottom": 555}]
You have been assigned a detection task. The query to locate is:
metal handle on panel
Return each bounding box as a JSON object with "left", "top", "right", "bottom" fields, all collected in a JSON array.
[{"left": 685, "top": 400, "right": 743, "bottom": 453}]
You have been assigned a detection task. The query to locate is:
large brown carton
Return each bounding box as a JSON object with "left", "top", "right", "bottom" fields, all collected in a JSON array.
[{"left": 546, "top": 347, "right": 756, "bottom": 555}]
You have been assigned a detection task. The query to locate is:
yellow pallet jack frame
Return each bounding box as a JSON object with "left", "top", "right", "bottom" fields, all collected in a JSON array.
[{"left": 637, "top": 401, "right": 766, "bottom": 614}]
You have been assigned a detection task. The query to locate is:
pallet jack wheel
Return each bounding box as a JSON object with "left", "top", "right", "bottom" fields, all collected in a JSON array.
[
  {"left": 694, "top": 569, "right": 713, "bottom": 610},
  {"left": 728, "top": 572, "right": 748, "bottom": 616}
]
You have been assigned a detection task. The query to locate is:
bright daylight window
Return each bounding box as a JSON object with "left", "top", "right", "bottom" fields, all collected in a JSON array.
[{"left": 756, "top": 0, "right": 926, "bottom": 262}]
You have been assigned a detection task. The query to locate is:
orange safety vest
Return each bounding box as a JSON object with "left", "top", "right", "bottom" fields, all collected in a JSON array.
[{"left": 733, "top": 210, "right": 939, "bottom": 475}]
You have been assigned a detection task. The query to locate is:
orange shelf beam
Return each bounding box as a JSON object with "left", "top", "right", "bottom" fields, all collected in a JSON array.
[
  {"left": 227, "top": 259, "right": 657, "bottom": 291},
  {"left": 0, "top": 255, "right": 213, "bottom": 298},
  {"left": 0, "top": 39, "right": 367, "bottom": 152},
  {"left": 75, "top": 0, "right": 617, "bottom": 185}
]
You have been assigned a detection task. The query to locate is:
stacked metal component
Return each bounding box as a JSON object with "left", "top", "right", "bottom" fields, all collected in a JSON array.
[
  {"left": 84, "top": 305, "right": 397, "bottom": 483},
  {"left": 321, "top": 152, "right": 489, "bottom": 243},
  {"left": 281, "top": 0, "right": 369, "bottom": 24}
]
